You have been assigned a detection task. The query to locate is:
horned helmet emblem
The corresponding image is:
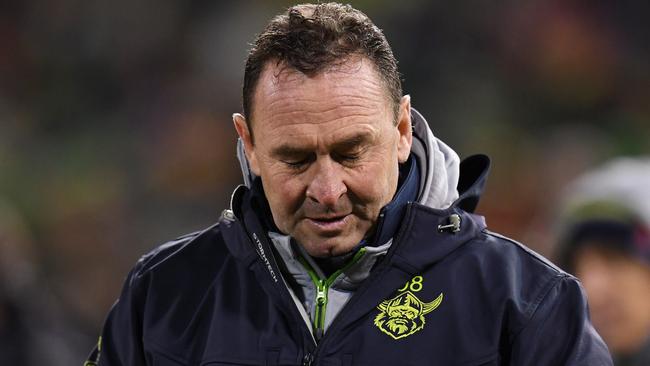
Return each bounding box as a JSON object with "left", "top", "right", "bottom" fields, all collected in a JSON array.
[{"left": 374, "top": 291, "right": 443, "bottom": 340}]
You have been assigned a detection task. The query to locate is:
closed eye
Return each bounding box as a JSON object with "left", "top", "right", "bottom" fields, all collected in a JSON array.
[
  {"left": 281, "top": 155, "right": 314, "bottom": 170},
  {"left": 334, "top": 150, "right": 363, "bottom": 165},
  {"left": 338, "top": 153, "right": 360, "bottom": 162},
  {"left": 283, "top": 160, "right": 308, "bottom": 168}
]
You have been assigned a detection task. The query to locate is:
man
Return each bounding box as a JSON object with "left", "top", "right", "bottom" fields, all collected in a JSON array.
[
  {"left": 555, "top": 157, "right": 650, "bottom": 366},
  {"left": 87, "top": 3, "right": 612, "bottom": 365}
]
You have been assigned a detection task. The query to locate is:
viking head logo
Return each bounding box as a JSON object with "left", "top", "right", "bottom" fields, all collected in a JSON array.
[{"left": 374, "top": 291, "right": 443, "bottom": 340}]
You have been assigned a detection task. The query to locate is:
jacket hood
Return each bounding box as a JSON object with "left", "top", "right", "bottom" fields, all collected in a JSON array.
[
  {"left": 236, "top": 107, "right": 461, "bottom": 211},
  {"left": 409, "top": 109, "right": 460, "bottom": 209}
]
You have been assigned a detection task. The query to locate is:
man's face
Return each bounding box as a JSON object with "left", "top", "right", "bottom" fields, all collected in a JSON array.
[
  {"left": 574, "top": 245, "right": 650, "bottom": 354},
  {"left": 234, "top": 58, "right": 412, "bottom": 257}
]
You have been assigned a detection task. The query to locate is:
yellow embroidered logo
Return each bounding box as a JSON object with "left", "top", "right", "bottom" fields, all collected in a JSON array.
[{"left": 373, "top": 276, "right": 443, "bottom": 340}]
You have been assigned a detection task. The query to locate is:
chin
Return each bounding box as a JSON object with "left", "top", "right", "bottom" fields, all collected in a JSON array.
[{"left": 301, "top": 236, "right": 359, "bottom": 258}]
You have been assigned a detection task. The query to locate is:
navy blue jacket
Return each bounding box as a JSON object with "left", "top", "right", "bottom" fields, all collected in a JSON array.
[{"left": 87, "top": 156, "right": 612, "bottom": 365}]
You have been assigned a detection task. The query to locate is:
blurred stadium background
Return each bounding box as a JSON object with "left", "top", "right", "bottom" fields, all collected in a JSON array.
[{"left": 0, "top": 0, "right": 648, "bottom": 363}]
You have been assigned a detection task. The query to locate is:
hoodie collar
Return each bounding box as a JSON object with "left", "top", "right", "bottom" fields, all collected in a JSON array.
[{"left": 409, "top": 108, "right": 460, "bottom": 209}]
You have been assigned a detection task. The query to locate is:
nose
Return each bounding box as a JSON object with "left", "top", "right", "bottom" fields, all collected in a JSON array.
[{"left": 306, "top": 157, "right": 347, "bottom": 208}]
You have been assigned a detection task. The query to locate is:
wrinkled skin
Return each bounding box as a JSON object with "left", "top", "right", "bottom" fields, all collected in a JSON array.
[{"left": 234, "top": 58, "right": 412, "bottom": 257}]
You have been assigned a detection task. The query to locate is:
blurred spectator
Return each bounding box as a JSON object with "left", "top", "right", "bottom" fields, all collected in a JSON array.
[
  {"left": 555, "top": 157, "right": 650, "bottom": 366},
  {"left": 0, "top": 199, "right": 81, "bottom": 365}
]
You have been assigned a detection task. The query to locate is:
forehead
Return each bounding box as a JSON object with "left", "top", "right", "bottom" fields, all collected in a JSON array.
[{"left": 250, "top": 58, "right": 393, "bottom": 139}]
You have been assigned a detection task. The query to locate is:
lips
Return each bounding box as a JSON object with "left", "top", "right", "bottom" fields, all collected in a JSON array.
[
  {"left": 306, "top": 214, "right": 350, "bottom": 234},
  {"left": 311, "top": 215, "right": 347, "bottom": 222}
]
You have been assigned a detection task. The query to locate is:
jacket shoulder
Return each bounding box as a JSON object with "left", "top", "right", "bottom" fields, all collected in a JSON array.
[
  {"left": 483, "top": 230, "right": 565, "bottom": 275},
  {"left": 465, "top": 229, "right": 582, "bottom": 326},
  {"left": 131, "top": 222, "right": 226, "bottom": 281}
]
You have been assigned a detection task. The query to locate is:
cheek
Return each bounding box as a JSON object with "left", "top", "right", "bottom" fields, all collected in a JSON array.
[
  {"left": 347, "top": 159, "right": 399, "bottom": 205},
  {"left": 616, "top": 268, "right": 650, "bottom": 311},
  {"left": 261, "top": 169, "right": 306, "bottom": 218}
]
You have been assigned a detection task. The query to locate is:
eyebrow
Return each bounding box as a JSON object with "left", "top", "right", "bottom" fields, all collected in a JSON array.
[
  {"left": 331, "top": 133, "right": 372, "bottom": 151},
  {"left": 271, "top": 144, "right": 310, "bottom": 158},
  {"left": 270, "top": 132, "right": 373, "bottom": 158}
]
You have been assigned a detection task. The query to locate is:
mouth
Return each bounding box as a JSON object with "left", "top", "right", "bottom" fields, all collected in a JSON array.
[{"left": 306, "top": 214, "right": 350, "bottom": 233}]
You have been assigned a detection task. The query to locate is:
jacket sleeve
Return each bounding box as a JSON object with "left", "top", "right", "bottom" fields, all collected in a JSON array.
[
  {"left": 509, "top": 274, "right": 613, "bottom": 366},
  {"left": 85, "top": 264, "right": 149, "bottom": 366}
]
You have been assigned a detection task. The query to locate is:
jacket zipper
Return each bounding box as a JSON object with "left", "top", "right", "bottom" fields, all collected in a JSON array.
[
  {"left": 300, "top": 247, "right": 367, "bottom": 341},
  {"left": 314, "top": 279, "right": 327, "bottom": 340},
  {"left": 308, "top": 204, "right": 415, "bottom": 364}
]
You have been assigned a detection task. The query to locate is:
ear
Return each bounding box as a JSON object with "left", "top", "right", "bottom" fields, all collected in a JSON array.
[
  {"left": 396, "top": 95, "right": 413, "bottom": 163},
  {"left": 233, "top": 113, "right": 260, "bottom": 175}
]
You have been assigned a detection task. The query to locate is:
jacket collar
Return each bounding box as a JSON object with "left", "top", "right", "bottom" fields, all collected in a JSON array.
[
  {"left": 386, "top": 154, "right": 491, "bottom": 273},
  {"left": 226, "top": 107, "right": 491, "bottom": 277},
  {"left": 454, "top": 154, "right": 491, "bottom": 213},
  {"left": 226, "top": 152, "right": 491, "bottom": 266},
  {"left": 364, "top": 154, "right": 420, "bottom": 247}
]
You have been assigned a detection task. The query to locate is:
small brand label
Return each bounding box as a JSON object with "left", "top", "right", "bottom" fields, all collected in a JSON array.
[{"left": 253, "top": 233, "right": 278, "bottom": 283}]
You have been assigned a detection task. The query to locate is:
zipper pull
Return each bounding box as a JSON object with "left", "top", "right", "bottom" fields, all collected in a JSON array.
[
  {"left": 316, "top": 282, "right": 326, "bottom": 305},
  {"left": 302, "top": 352, "right": 314, "bottom": 366},
  {"left": 314, "top": 279, "right": 327, "bottom": 340}
]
